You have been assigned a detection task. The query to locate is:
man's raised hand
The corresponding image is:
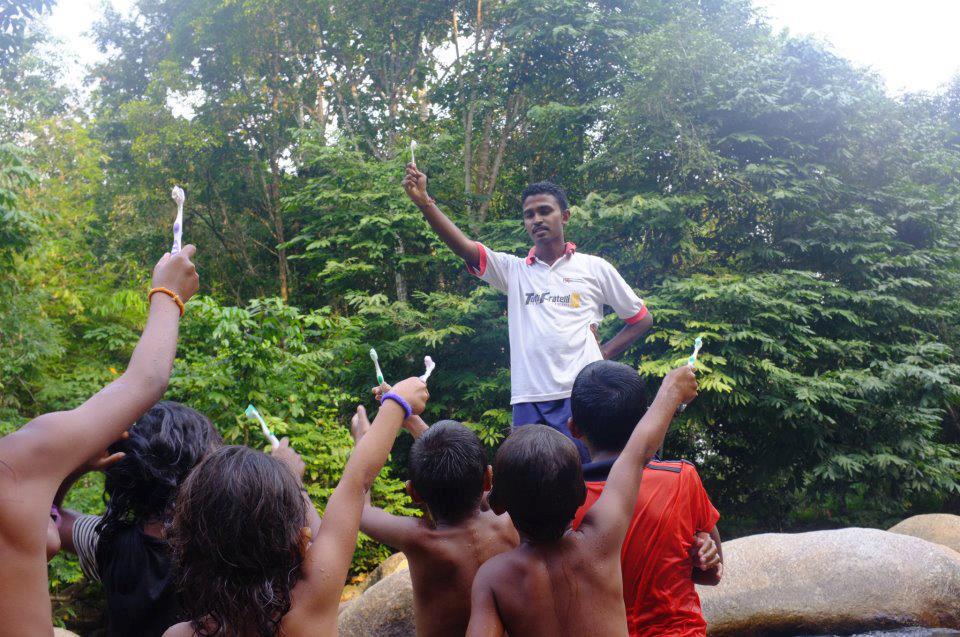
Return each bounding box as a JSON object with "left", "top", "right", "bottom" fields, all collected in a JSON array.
[
  {"left": 152, "top": 243, "right": 200, "bottom": 303},
  {"left": 402, "top": 163, "right": 432, "bottom": 208}
]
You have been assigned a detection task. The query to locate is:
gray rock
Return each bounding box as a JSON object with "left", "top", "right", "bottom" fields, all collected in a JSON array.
[
  {"left": 698, "top": 528, "right": 960, "bottom": 636},
  {"left": 357, "top": 552, "right": 409, "bottom": 595},
  {"left": 338, "top": 567, "right": 415, "bottom": 637},
  {"left": 889, "top": 514, "right": 960, "bottom": 555}
]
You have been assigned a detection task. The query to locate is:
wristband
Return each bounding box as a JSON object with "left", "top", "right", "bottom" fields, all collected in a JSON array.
[
  {"left": 380, "top": 392, "right": 413, "bottom": 419},
  {"left": 148, "top": 287, "right": 185, "bottom": 316}
]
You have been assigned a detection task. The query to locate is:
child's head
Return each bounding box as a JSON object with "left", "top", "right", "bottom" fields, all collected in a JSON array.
[
  {"left": 169, "top": 445, "right": 307, "bottom": 636},
  {"left": 408, "top": 420, "right": 489, "bottom": 522},
  {"left": 98, "top": 401, "right": 222, "bottom": 548},
  {"left": 570, "top": 360, "right": 648, "bottom": 454},
  {"left": 488, "top": 425, "right": 586, "bottom": 542}
]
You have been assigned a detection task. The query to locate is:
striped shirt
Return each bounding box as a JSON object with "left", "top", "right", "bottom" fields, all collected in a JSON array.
[{"left": 72, "top": 514, "right": 102, "bottom": 583}]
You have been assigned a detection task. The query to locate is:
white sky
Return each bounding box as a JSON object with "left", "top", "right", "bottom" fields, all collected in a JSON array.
[
  {"left": 38, "top": 0, "right": 960, "bottom": 96},
  {"left": 754, "top": 0, "right": 960, "bottom": 94}
]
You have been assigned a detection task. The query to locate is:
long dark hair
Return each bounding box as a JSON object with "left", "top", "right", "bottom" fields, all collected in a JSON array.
[
  {"left": 168, "top": 445, "right": 307, "bottom": 637},
  {"left": 95, "top": 401, "right": 222, "bottom": 554}
]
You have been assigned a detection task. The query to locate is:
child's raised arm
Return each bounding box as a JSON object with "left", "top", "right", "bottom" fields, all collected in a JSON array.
[
  {"left": 296, "top": 378, "right": 429, "bottom": 617},
  {"left": 579, "top": 366, "right": 697, "bottom": 551},
  {"left": 348, "top": 405, "right": 423, "bottom": 550},
  {"left": 0, "top": 247, "right": 199, "bottom": 492},
  {"left": 0, "top": 247, "right": 197, "bottom": 634}
]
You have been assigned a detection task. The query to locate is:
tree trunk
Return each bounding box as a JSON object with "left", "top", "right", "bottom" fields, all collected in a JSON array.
[{"left": 394, "top": 232, "right": 408, "bottom": 303}]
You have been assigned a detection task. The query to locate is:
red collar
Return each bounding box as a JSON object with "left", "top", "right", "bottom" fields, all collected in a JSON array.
[{"left": 525, "top": 242, "right": 577, "bottom": 265}]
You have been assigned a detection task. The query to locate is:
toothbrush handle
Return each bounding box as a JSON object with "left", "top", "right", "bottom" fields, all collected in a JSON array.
[{"left": 269, "top": 434, "right": 281, "bottom": 450}]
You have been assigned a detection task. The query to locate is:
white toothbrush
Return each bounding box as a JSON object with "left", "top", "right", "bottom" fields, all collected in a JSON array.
[{"left": 245, "top": 404, "right": 280, "bottom": 450}]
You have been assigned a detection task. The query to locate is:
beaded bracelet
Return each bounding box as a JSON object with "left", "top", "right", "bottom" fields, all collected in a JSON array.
[{"left": 148, "top": 287, "right": 185, "bottom": 317}]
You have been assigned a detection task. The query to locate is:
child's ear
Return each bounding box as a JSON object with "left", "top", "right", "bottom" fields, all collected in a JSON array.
[
  {"left": 568, "top": 417, "right": 582, "bottom": 440},
  {"left": 483, "top": 465, "right": 493, "bottom": 492},
  {"left": 405, "top": 480, "right": 424, "bottom": 504}
]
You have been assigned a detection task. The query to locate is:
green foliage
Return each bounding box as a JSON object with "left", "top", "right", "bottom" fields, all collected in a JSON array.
[
  {"left": 168, "top": 296, "right": 418, "bottom": 571},
  {"left": 3, "top": 0, "right": 960, "bottom": 630}
]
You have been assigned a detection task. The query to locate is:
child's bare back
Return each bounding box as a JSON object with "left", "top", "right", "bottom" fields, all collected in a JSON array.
[
  {"left": 352, "top": 406, "right": 519, "bottom": 636},
  {"left": 402, "top": 509, "right": 518, "bottom": 636},
  {"left": 473, "top": 531, "right": 627, "bottom": 637}
]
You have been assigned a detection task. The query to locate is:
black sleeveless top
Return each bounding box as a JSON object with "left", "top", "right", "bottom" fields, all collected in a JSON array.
[{"left": 95, "top": 526, "right": 182, "bottom": 637}]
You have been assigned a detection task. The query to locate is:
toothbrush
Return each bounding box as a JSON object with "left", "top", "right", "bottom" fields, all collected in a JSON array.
[
  {"left": 688, "top": 336, "right": 703, "bottom": 368},
  {"left": 410, "top": 140, "right": 417, "bottom": 165},
  {"left": 170, "top": 186, "right": 185, "bottom": 254},
  {"left": 370, "top": 348, "right": 385, "bottom": 386},
  {"left": 245, "top": 404, "right": 280, "bottom": 450},
  {"left": 420, "top": 355, "right": 435, "bottom": 383},
  {"left": 677, "top": 337, "right": 703, "bottom": 415}
]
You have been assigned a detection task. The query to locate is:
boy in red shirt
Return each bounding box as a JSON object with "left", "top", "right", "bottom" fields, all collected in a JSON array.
[{"left": 569, "top": 360, "right": 723, "bottom": 637}]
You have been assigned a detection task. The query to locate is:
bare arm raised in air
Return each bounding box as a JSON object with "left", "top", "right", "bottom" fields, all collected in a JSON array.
[
  {"left": 579, "top": 366, "right": 698, "bottom": 552},
  {"left": 350, "top": 405, "right": 423, "bottom": 550},
  {"left": 403, "top": 163, "right": 480, "bottom": 269},
  {"left": 373, "top": 382, "right": 429, "bottom": 438},
  {"left": 289, "top": 378, "right": 429, "bottom": 630},
  {"left": 0, "top": 247, "right": 199, "bottom": 489},
  {"left": 0, "top": 246, "right": 199, "bottom": 635}
]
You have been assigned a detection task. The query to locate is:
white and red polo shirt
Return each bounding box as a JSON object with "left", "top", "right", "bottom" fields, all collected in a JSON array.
[{"left": 468, "top": 241, "right": 648, "bottom": 404}]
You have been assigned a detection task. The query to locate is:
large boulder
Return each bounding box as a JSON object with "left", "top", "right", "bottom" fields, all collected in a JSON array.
[
  {"left": 340, "top": 552, "right": 409, "bottom": 609},
  {"left": 358, "top": 552, "right": 409, "bottom": 594},
  {"left": 890, "top": 514, "right": 960, "bottom": 554},
  {"left": 698, "top": 528, "right": 960, "bottom": 636},
  {"left": 338, "top": 567, "right": 415, "bottom": 637}
]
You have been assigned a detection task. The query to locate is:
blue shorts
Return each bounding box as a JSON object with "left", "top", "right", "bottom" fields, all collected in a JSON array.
[{"left": 512, "top": 398, "right": 591, "bottom": 463}]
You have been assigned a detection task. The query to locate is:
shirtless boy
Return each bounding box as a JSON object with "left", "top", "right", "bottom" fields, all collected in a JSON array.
[
  {"left": 466, "top": 363, "right": 698, "bottom": 637},
  {"left": 0, "top": 246, "right": 199, "bottom": 637},
  {"left": 350, "top": 403, "right": 519, "bottom": 636}
]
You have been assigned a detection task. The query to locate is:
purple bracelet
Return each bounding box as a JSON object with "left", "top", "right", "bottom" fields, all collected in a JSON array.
[{"left": 380, "top": 392, "right": 413, "bottom": 419}]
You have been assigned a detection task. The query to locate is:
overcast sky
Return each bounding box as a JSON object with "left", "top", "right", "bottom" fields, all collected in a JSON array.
[{"left": 40, "top": 0, "right": 960, "bottom": 96}]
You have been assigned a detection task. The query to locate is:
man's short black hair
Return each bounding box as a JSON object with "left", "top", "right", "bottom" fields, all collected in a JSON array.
[
  {"left": 571, "top": 360, "right": 649, "bottom": 453},
  {"left": 409, "top": 420, "right": 487, "bottom": 522},
  {"left": 521, "top": 181, "right": 569, "bottom": 211},
  {"left": 488, "top": 425, "right": 586, "bottom": 542}
]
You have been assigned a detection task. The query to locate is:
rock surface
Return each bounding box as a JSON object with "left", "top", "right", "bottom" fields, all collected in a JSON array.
[
  {"left": 889, "top": 514, "right": 960, "bottom": 554},
  {"left": 698, "top": 528, "right": 960, "bottom": 636},
  {"left": 358, "top": 552, "right": 409, "bottom": 594},
  {"left": 53, "top": 629, "right": 80, "bottom": 637},
  {"left": 338, "top": 564, "right": 414, "bottom": 636}
]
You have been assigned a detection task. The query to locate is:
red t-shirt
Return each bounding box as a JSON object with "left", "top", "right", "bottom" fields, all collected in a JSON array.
[{"left": 572, "top": 459, "right": 720, "bottom": 637}]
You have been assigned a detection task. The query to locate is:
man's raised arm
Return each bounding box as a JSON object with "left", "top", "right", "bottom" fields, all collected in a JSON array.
[{"left": 403, "top": 163, "right": 480, "bottom": 269}]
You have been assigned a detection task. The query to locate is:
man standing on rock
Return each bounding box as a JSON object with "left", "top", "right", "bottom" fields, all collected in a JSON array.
[{"left": 403, "top": 164, "right": 652, "bottom": 461}]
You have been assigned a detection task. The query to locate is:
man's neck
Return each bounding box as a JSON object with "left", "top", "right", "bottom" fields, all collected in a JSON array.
[{"left": 534, "top": 237, "right": 567, "bottom": 265}]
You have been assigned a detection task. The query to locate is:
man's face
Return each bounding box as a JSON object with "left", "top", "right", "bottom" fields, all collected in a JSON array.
[{"left": 522, "top": 193, "right": 570, "bottom": 244}]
